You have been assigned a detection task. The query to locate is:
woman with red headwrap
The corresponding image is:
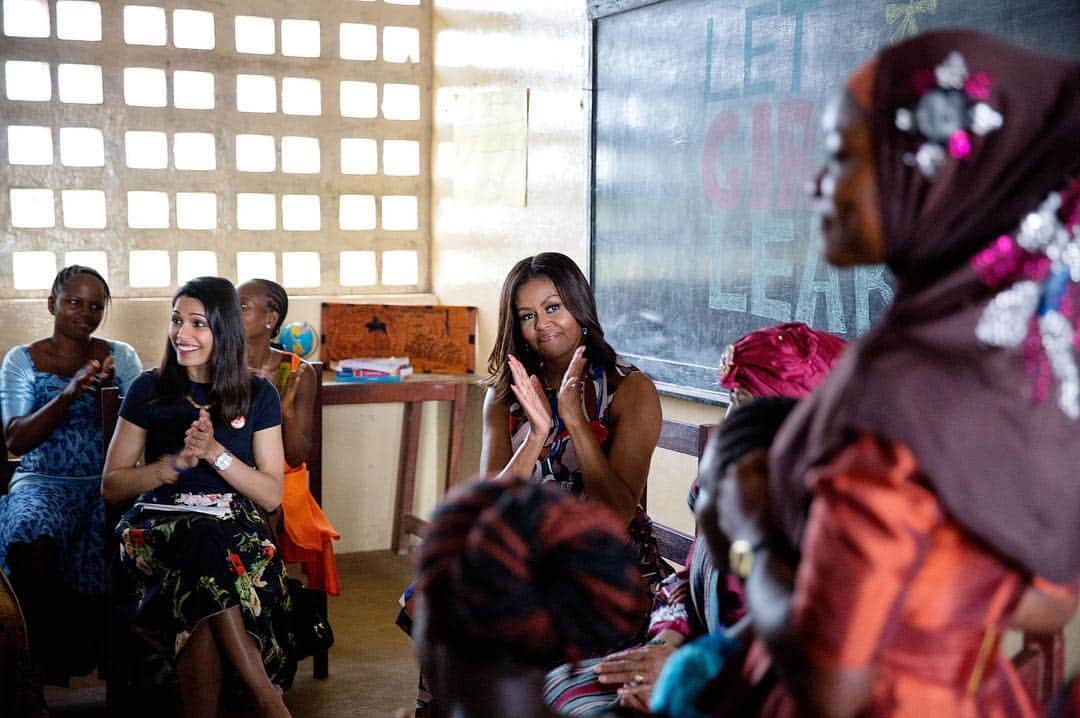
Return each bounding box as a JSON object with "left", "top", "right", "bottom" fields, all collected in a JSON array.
[
  {"left": 581, "top": 322, "right": 845, "bottom": 715},
  {"left": 719, "top": 30, "right": 1080, "bottom": 717}
]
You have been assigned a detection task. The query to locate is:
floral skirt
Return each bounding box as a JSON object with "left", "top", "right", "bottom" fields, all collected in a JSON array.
[{"left": 114, "top": 493, "right": 293, "bottom": 685}]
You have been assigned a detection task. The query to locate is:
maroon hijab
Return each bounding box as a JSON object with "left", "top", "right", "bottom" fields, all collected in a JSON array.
[{"left": 770, "top": 30, "right": 1080, "bottom": 583}]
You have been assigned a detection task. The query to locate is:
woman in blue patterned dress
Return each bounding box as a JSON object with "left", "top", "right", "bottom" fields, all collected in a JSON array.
[
  {"left": 0, "top": 265, "right": 141, "bottom": 684},
  {"left": 103, "top": 276, "right": 291, "bottom": 717}
]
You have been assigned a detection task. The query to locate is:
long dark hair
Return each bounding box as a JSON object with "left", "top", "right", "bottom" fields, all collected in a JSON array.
[
  {"left": 157, "top": 276, "right": 253, "bottom": 421},
  {"left": 487, "top": 253, "right": 616, "bottom": 403}
]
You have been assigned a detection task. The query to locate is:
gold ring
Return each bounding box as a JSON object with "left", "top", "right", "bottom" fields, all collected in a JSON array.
[{"left": 632, "top": 673, "right": 646, "bottom": 685}]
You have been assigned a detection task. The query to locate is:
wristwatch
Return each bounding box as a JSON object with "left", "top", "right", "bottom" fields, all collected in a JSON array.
[{"left": 212, "top": 449, "right": 234, "bottom": 471}]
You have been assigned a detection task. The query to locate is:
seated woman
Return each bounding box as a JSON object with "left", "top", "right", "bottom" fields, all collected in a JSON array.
[
  {"left": 645, "top": 396, "right": 801, "bottom": 718},
  {"left": 102, "top": 276, "right": 291, "bottom": 717},
  {"left": 237, "top": 279, "right": 339, "bottom": 596},
  {"left": 591, "top": 323, "right": 845, "bottom": 714},
  {"left": 398, "top": 252, "right": 666, "bottom": 717},
  {"left": 0, "top": 265, "right": 141, "bottom": 684},
  {"left": 722, "top": 30, "right": 1080, "bottom": 717},
  {"left": 411, "top": 476, "right": 649, "bottom": 718},
  {"left": 482, "top": 253, "right": 666, "bottom": 577}
]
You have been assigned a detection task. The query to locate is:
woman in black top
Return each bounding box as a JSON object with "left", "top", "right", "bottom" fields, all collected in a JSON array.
[{"left": 103, "top": 276, "right": 291, "bottom": 718}]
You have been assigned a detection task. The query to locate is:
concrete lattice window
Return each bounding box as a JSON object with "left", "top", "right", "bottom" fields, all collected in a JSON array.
[{"left": 1, "top": 0, "right": 431, "bottom": 297}]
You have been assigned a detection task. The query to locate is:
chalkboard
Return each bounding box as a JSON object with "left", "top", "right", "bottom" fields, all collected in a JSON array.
[{"left": 589, "top": 0, "right": 1080, "bottom": 402}]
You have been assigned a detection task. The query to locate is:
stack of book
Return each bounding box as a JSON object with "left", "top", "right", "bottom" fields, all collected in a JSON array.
[{"left": 333, "top": 356, "right": 413, "bottom": 382}]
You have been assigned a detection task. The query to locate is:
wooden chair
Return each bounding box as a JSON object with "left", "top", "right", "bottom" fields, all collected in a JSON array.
[
  {"left": 1013, "top": 631, "right": 1065, "bottom": 707},
  {"left": 645, "top": 418, "right": 715, "bottom": 565}
]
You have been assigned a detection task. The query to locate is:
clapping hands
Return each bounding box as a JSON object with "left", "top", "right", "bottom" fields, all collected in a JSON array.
[
  {"left": 63, "top": 355, "right": 115, "bottom": 400},
  {"left": 182, "top": 408, "right": 222, "bottom": 464},
  {"left": 507, "top": 346, "right": 589, "bottom": 442}
]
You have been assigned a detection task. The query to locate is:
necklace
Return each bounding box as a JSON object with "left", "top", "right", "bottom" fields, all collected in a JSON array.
[{"left": 184, "top": 394, "right": 213, "bottom": 411}]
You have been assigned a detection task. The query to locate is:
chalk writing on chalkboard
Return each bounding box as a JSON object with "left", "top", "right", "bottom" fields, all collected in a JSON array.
[{"left": 588, "top": 0, "right": 1080, "bottom": 402}]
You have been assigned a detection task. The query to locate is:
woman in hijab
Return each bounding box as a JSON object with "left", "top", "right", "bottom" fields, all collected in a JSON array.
[{"left": 719, "top": 29, "right": 1080, "bottom": 717}]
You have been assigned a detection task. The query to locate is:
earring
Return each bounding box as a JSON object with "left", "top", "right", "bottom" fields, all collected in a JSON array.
[
  {"left": 582, "top": 327, "right": 589, "bottom": 336},
  {"left": 265, "top": 324, "right": 273, "bottom": 330}
]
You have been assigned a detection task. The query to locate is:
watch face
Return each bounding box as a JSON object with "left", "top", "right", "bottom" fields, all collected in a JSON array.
[{"left": 214, "top": 451, "right": 233, "bottom": 470}]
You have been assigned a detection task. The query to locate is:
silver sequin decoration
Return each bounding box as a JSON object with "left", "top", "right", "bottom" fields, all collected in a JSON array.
[
  {"left": 970, "top": 103, "right": 1003, "bottom": 135},
  {"left": 975, "top": 188, "right": 1080, "bottom": 420},
  {"left": 935, "top": 51, "right": 968, "bottom": 89},
  {"left": 1017, "top": 192, "right": 1063, "bottom": 252},
  {"left": 895, "top": 108, "right": 914, "bottom": 132},
  {"left": 975, "top": 281, "right": 1040, "bottom": 348},
  {"left": 915, "top": 143, "right": 945, "bottom": 176},
  {"left": 1040, "top": 311, "right": 1079, "bottom": 419},
  {"left": 897, "top": 51, "right": 1004, "bottom": 179}
]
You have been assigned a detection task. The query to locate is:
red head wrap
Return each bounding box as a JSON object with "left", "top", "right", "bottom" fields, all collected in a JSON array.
[{"left": 718, "top": 322, "right": 847, "bottom": 399}]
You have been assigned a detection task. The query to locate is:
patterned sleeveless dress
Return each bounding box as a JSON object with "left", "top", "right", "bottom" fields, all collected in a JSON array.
[{"left": 507, "top": 356, "right": 669, "bottom": 588}]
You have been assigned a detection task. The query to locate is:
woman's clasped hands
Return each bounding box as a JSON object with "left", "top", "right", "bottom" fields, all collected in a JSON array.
[
  {"left": 184, "top": 408, "right": 224, "bottom": 465},
  {"left": 507, "top": 345, "right": 589, "bottom": 443},
  {"left": 162, "top": 408, "right": 220, "bottom": 480}
]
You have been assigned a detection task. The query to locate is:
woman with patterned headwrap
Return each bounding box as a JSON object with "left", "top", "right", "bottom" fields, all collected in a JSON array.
[
  {"left": 720, "top": 30, "right": 1080, "bottom": 717},
  {"left": 411, "top": 476, "right": 649, "bottom": 718}
]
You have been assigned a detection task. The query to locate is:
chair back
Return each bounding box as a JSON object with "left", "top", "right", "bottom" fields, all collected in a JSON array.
[
  {"left": 307, "top": 361, "right": 324, "bottom": 504},
  {"left": 648, "top": 419, "right": 715, "bottom": 565}
]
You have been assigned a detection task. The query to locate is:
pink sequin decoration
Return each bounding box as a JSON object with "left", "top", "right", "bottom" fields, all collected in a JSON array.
[
  {"left": 1070, "top": 286, "right": 1080, "bottom": 352},
  {"left": 971, "top": 235, "right": 1021, "bottom": 287},
  {"left": 1061, "top": 285, "right": 1075, "bottom": 323},
  {"left": 948, "top": 130, "right": 971, "bottom": 158},
  {"left": 1024, "top": 316, "right": 1051, "bottom": 403},
  {"left": 964, "top": 72, "right": 992, "bottom": 100},
  {"left": 1021, "top": 254, "right": 1052, "bottom": 282}
]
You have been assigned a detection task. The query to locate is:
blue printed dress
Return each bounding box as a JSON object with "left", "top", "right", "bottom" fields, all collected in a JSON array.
[
  {"left": 0, "top": 341, "right": 141, "bottom": 678},
  {"left": 0, "top": 342, "right": 141, "bottom": 591}
]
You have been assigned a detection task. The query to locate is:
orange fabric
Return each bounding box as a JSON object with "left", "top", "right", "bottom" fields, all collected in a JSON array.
[
  {"left": 761, "top": 435, "right": 1042, "bottom": 717},
  {"left": 276, "top": 353, "right": 341, "bottom": 596}
]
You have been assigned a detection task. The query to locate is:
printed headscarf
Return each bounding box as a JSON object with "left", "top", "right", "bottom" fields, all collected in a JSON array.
[
  {"left": 415, "top": 477, "right": 648, "bottom": 666},
  {"left": 718, "top": 322, "right": 847, "bottom": 398},
  {"left": 771, "top": 30, "right": 1080, "bottom": 583}
]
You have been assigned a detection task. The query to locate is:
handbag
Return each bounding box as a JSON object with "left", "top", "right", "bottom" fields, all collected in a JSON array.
[{"left": 285, "top": 577, "right": 334, "bottom": 660}]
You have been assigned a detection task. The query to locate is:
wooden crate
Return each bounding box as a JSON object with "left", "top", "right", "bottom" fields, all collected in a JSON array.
[{"left": 320, "top": 303, "right": 478, "bottom": 374}]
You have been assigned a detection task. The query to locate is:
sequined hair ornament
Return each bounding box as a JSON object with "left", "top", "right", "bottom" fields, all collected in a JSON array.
[
  {"left": 894, "top": 51, "right": 1004, "bottom": 177},
  {"left": 973, "top": 179, "right": 1080, "bottom": 418}
]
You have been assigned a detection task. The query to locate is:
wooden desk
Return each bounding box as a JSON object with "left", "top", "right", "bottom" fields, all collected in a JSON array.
[{"left": 320, "top": 372, "right": 477, "bottom": 552}]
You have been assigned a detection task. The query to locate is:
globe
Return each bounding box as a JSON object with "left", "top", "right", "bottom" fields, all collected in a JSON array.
[{"left": 277, "top": 321, "right": 319, "bottom": 359}]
